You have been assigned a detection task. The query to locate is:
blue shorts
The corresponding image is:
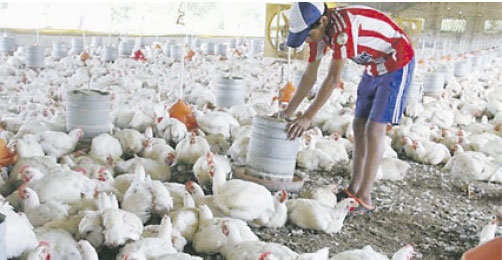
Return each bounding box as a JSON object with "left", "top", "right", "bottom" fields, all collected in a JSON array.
[{"left": 354, "top": 58, "right": 415, "bottom": 125}]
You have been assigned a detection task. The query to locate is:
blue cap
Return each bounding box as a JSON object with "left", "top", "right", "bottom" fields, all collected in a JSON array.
[{"left": 286, "top": 2, "right": 325, "bottom": 48}]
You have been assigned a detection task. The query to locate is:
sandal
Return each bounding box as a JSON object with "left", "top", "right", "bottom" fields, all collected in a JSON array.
[
  {"left": 336, "top": 187, "right": 355, "bottom": 202},
  {"left": 350, "top": 196, "right": 376, "bottom": 216}
]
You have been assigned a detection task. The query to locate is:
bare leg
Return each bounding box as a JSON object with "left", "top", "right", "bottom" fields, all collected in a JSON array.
[
  {"left": 349, "top": 117, "right": 368, "bottom": 194},
  {"left": 356, "top": 120, "right": 386, "bottom": 206}
]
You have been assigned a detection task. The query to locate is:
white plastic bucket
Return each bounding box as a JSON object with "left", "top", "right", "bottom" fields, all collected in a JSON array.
[
  {"left": 26, "top": 45, "right": 44, "bottom": 68},
  {"left": 215, "top": 76, "right": 245, "bottom": 108},
  {"left": 202, "top": 42, "right": 215, "bottom": 55},
  {"left": 119, "top": 40, "right": 134, "bottom": 56},
  {"left": 66, "top": 89, "right": 111, "bottom": 139},
  {"left": 191, "top": 38, "right": 201, "bottom": 51},
  {"left": 230, "top": 39, "right": 237, "bottom": 49},
  {"left": 454, "top": 61, "right": 469, "bottom": 77},
  {"left": 52, "top": 41, "right": 68, "bottom": 59},
  {"left": 250, "top": 39, "right": 261, "bottom": 55},
  {"left": 91, "top": 36, "right": 102, "bottom": 47},
  {"left": 103, "top": 45, "right": 118, "bottom": 62},
  {"left": 134, "top": 37, "right": 145, "bottom": 50},
  {"left": 170, "top": 45, "right": 182, "bottom": 62},
  {"left": 216, "top": 43, "right": 227, "bottom": 56},
  {"left": 422, "top": 72, "right": 444, "bottom": 96},
  {"left": 0, "top": 36, "right": 15, "bottom": 54},
  {"left": 71, "top": 38, "right": 84, "bottom": 54},
  {"left": 246, "top": 116, "right": 299, "bottom": 181}
]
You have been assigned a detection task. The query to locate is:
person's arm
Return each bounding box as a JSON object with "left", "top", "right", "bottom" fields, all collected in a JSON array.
[
  {"left": 282, "top": 58, "right": 322, "bottom": 118},
  {"left": 303, "top": 58, "right": 345, "bottom": 120},
  {"left": 287, "top": 58, "right": 345, "bottom": 139}
]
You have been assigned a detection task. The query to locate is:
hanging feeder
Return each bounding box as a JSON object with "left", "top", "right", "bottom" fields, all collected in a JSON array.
[
  {"left": 0, "top": 35, "right": 15, "bottom": 54},
  {"left": 25, "top": 45, "right": 44, "bottom": 69},
  {"left": 52, "top": 41, "right": 68, "bottom": 59},
  {"left": 168, "top": 99, "right": 197, "bottom": 131},
  {"left": 71, "top": 38, "right": 84, "bottom": 55},
  {"left": 66, "top": 89, "right": 112, "bottom": 140},
  {"left": 215, "top": 76, "right": 246, "bottom": 108},
  {"left": 102, "top": 45, "right": 118, "bottom": 62},
  {"left": 216, "top": 43, "right": 227, "bottom": 57},
  {"left": 91, "top": 36, "right": 102, "bottom": 48}
]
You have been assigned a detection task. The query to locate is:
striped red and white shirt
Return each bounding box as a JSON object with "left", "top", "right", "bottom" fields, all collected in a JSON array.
[{"left": 308, "top": 5, "right": 415, "bottom": 76}]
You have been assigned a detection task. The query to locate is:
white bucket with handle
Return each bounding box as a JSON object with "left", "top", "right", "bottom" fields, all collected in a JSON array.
[
  {"left": 66, "top": 89, "right": 112, "bottom": 140},
  {"left": 215, "top": 76, "right": 246, "bottom": 108},
  {"left": 246, "top": 116, "right": 299, "bottom": 182}
]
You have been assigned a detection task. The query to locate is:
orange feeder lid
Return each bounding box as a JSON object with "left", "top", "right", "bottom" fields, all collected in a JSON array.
[
  {"left": 279, "top": 81, "right": 295, "bottom": 104},
  {"left": 185, "top": 49, "right": 195, "bottom": 61},
  {"left": 80, "top": 51, "right": 90, "bottom": 62},
  {"left": 168, "top": 99, "right": 198, "bottom": 131}
]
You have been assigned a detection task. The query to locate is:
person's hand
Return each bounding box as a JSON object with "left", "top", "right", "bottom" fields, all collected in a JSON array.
[{"left": 287, "top": 112, "right": 311, "bottom": 140}]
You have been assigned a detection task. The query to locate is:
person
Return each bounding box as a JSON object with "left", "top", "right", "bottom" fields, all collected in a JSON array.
[{"left": 282, "top": 2, "right": 415, "bottom": 215}]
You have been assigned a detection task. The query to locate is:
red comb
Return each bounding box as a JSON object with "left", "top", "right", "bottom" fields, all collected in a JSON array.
[{"left": 259, "top": 252, "right": 271, "bottom": 260}]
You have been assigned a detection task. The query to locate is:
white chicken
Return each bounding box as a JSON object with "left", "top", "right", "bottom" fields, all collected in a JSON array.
[
  {"left": 478, "top": 219, "right": 497, "bottom": 245},
  {"left": 9, "top": 156, "right": 57, "bottom": 184},
  {"left": 221, "top": 221, "right": 329, "bottom": 260},
  {"left": 169, "top": 192, "right": 200, "bottom": 242},
  {"left": 34, "top": 228, "right": 97, "bottom": 260},
  {"left": 116, "top": 215, "right": 177, "bottom": 260},
  {"left": 0, "top": 203, "right": 38, "bottom": 259},
  {"left": 89, "top": 133, "right": 123, "bottom": 165},
  {"left": 18, "top": 185, "right": 69, "bottom": 227},
  {"left": 163, "top": 182, "right": 189, "bottom": 212},
  {"left": 122, "top": 175, "right": 174, "bottom": 224},
  {"left": 12, "top": 134, "right": 45, "bottom": 158},
  {"left": 192, "top": 204, "right": 258, "bottom": 255},
  {"left": 299, "top": 184, "right": 338, "bottom": 208},
  {"left": 376, "top": 158, "right": 410, "bottom": 181},
  {"left": 37, "top": 128, "right": 84, "bottom": 159},
  {"left": 315, "top": 136, "right": 350, "bottom": 164},
  {"left": 194, "top": 111, "right": 239, "bottom": 139},
  {"left": 175, "top": 132, "right": 211, "bottom": 165},
  {"left": 286, "top": 198, "right": 357, "bottom": 233},
  {"left": 252, "top": 190, "right": 288, "bottom": 228},
  {"left": 141, "top": 139, "right": 175, "bottom": 165},
  {"left": 297, "top": 135, "right": 334, "bottom": 171},
  {"left": 331, "top": 244, "right": 415, "bottom": 260},
  {"left": 20, "top": 166, "right": 95, "bottom": 204},
  {"left": 185, "top": 181, "right": 226, "bottom": 217},
  {"left": 116, "top": 151, "right": 171, "bottom": 179},
  {"left": 212, "top": 166, "right": 275, "bottom": 222},
  {"left": 228, "top": 104, "right": 257, "bottom": 125},
  {"left": 112, "top": 163, "right": 147, "bottom": 202},
  {"left": 78, "top": 192, "right": 143, "bottom": 248},
  {"left": 141, "top": 221, "right": 187, "bottom": 253},
  {"left": 193, "top": 152, "right": 231, "bottom": 188},
  {"left": 227, "top": 135, "right": 250, "bottom": 165},
  {"left": 114, "top": 128, "right": 145, "bottom": 156},
  {"left": 158, "top": 117, "right": 188, "bottom": 145},
  {"left": 205, "top": 133, "right": 231, "bottom": 154},
  {"left": 442, "top": 148, "right": 497, "bottom": 182}
]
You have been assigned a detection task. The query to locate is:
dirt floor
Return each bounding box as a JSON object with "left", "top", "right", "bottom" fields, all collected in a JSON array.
[{"left": 99, "top": 157, "right": 501, "bottom": 260}]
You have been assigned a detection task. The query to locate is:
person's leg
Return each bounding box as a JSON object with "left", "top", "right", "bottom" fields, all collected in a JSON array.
[
  {"left": 355, "top": 58, "right": 415, "bottom": 207},
  {"left": 347, "top": 73, "right": 377, "bottom": 195},
  {"left": 355, "top": 120, "right": 386, "bottom": 206},
  {"left": 348, "top": 117, "right": 367, "bottom": 194}
]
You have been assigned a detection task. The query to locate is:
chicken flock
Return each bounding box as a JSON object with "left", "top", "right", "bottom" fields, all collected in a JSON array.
[{"left": 0, "top": 37, "right": 501, "bottom": 259}]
